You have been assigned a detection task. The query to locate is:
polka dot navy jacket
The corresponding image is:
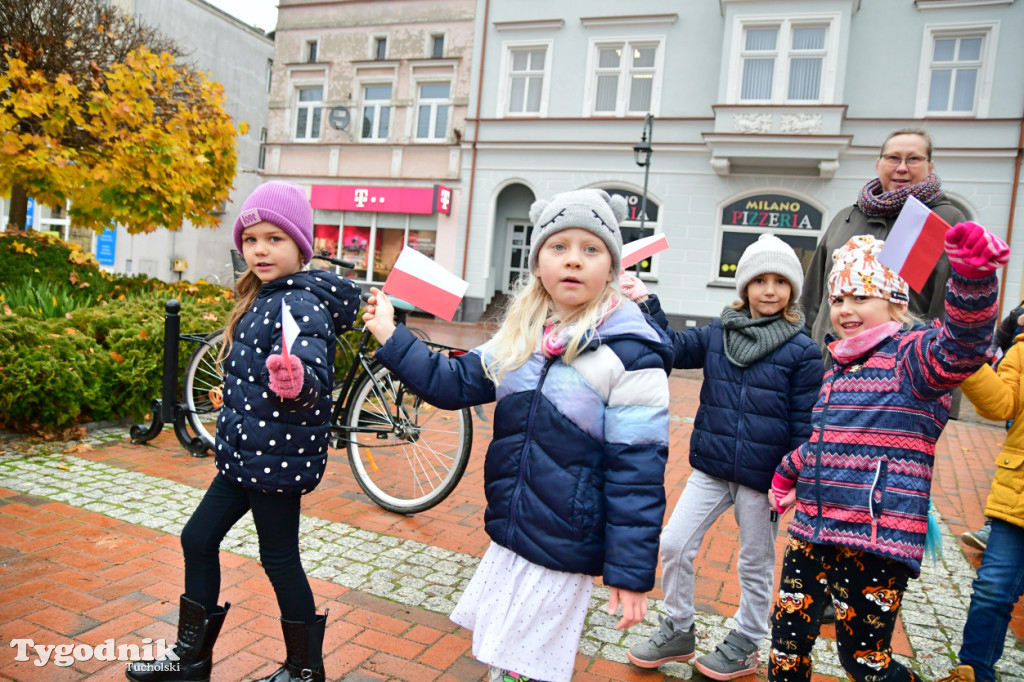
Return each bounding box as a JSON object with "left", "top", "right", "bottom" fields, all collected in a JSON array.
[{"left": 215, "top": 271, "right": 361, "bottom": 495}]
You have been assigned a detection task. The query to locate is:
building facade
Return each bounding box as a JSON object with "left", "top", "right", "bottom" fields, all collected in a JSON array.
[
  {"left": 263, "top": 0, "right": 475, "bottom": 285},
  {"left": 458, "top": 0, "right": 1024, "bottom": 324}
]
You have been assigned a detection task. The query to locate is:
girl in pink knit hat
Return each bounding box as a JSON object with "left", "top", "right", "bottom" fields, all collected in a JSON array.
[
  {"left": 767, "top": 223, "right": 1009, "bottom": 681},
  {"left": 128, "top": 182, "right": 361, "bottom": 682}
]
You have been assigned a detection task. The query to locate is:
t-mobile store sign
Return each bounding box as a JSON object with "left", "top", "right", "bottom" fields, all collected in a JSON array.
[{"left": 311, "top": 185, "right": 452, "bottom": 215}]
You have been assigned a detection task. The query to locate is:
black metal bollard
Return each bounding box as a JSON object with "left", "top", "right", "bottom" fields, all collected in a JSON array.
[
  {"left": 130, "top": 299, "right": 181, "bottom": 444},
  {"left": 161, "top": 299, "right": 181, "bottom": 422}
]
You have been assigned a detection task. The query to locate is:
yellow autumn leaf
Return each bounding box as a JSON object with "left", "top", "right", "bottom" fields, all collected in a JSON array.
[
  {"left": 65, "top": 328, "right": 78, "bottom": 335},
  {"left": 202, "top": 312, "right": 219, "bottom": 322}
]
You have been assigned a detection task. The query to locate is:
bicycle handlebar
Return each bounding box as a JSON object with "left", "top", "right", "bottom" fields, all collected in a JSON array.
[{"left": 313, "top": 254, "right": 357, "bottom": 269}]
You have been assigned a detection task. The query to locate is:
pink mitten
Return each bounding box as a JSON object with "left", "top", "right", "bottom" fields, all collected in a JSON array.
[
  {"left": 618, "top": 273, "right": 649, "bottom": 301},
  {"left": 770, "top": 472, "right": 796, "bottom": 514},
  {"left": 266, "top": 354, "right": 304, "bottom": 399},
  {"left": 945, "top": 221, "right": 1010, "bottom": 278}
]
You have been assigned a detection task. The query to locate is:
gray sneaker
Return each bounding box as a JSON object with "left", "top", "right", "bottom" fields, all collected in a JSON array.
[
  {"left": 627, "top": 615, "right": 695, "bottom": 668},
  {"left": 961, "top": 523, "right": 991, "bottom": 551},
  {"left": 693, "top": 630, "right": 758, "bottom": 680}
]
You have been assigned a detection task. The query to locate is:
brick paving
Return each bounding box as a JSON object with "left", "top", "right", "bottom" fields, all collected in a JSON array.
[{"left": 1, "top": 317, "right": 1022, "bottom": 681}]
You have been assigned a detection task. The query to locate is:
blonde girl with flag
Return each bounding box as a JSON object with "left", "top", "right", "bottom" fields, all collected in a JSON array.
[
  {"left": 766, "top": 223, "right": 1007, "bottom": 682},
  {"left": 363, "top": 188, "right": 673, "bottom": 682},
  {"left": 127, "top": 181, "right": 360, "bottom": 682}
]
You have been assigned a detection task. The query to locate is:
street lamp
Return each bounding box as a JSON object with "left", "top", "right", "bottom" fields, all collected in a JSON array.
[{"left": 632, "top": 113, "right": 654, "bottom": 274}]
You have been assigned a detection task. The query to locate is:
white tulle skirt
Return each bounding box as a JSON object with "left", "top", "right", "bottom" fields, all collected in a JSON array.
[{"left": 450, "top": 541, "right": 593, "bottom": 682}]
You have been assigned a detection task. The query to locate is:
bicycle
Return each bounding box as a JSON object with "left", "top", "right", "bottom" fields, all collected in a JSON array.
[{"left": 181, "top": 255, "right": 473, "bottom": 514}]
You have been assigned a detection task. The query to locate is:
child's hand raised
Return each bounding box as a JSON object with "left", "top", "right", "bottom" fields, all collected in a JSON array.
[
  {"left": 618, "top": 273, "right": 649, "bottom": 302},
  {"left": 608, "top": 587, "right": 647, "bottom": 630},
  {"left": 362, "top": 287, "right": 397, "bottom": 345},
  {"left": 945, "top": 221, "right": 1010, "bottom": 278}
]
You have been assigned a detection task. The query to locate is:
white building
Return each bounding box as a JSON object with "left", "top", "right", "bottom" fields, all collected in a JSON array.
[{"left": 457, "top": 0, "right": 1024, "bottom": 324}]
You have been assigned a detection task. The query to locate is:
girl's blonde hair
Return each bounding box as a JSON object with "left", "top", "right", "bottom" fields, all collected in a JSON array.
[
  {"left": 731, "top": 286, "right": 803, "bottom": 323},
  {"left": 218, "top": 270, "right": 264, "bottom": 363},
  {"left": 483, "top": 275, "right": 621, "bottom": 385}
]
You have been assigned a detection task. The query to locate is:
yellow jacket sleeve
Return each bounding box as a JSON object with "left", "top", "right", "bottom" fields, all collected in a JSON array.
[{"left": 959, "top": 342, "right": 1024, "bottom": 422}]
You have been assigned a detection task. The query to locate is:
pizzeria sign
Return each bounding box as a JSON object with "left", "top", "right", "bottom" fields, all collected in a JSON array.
[{"left": 721, "top": 193, "right": 822, "bottom": 231}]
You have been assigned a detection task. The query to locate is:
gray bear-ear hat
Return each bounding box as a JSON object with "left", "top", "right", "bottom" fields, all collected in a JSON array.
[{"left": 528, "top": 188, "right": 627, "bottom": 274}]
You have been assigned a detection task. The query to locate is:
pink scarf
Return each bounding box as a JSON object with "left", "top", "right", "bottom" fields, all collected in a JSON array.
[
  {"left": 828, "top": 320, "right": 903, "bottom": 364},
  {"left": 541, "top": 300, "right": 617, "bottom": 359}
]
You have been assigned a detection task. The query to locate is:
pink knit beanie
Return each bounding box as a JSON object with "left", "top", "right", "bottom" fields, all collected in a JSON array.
[{"left": 232, "top": 181, "right": 314, "bottom": 264}]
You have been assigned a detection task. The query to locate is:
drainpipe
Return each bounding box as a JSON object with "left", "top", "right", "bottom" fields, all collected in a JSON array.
[
  {"left": 1003, "top": 109, "right": 1024, "bottom": 315},
  {"left": 460, "top": 0, "right": 489, "bottom": 281}
]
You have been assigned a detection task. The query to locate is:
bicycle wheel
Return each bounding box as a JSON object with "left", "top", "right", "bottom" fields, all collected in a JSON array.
[
  {"left": 344, "top": 364, "right": 471, "bottom": 513},
  {"left": 183, "top": 329, "right": 226, "bottom": 449}
]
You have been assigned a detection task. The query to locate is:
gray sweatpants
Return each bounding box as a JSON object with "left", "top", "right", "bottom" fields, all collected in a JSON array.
[{"left": 660, "top": 468, "right": 779, "bottom": 645}]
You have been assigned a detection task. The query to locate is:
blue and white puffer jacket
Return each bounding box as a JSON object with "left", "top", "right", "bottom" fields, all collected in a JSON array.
[
  {"left": 643, "top": 295, "right": 824, "bottom": 492},
  {"left": 215, "top": 270, "right": 361, "bottom": 495},
  {"left": 374, "top": 302, "right": 674, "bottom": 592}
]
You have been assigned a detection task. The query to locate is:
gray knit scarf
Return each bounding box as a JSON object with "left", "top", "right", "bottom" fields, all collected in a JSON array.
[{"left": 720, "top": 306, "right": 805, "bottom": 368}]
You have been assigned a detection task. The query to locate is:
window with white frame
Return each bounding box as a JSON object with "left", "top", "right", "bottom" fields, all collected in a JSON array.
[
  {"left": 729, "top": 15, "right": 838, "bottom": 104},
  {"left": 374, "top": 37, "right": 387, "bottom": 61},
  {"left": 588, "top": 40, "right": 662, "bottom": 116},
  {"left": 305, "top": 39, "right": 319, "bottom": 63},
  {"left": 265, "top": 59, "right": 273, "bottom": 92},
  {"left": 918, "top": 22, "right": 998, "bottom": 117},
  {"left": 361, "top": 85, "right": 392, "bottom": 140},
  {"left": 431, "top": 34, "right": 445, "bottom": 58},
  {"left": 415, "top": 83, "right": 451, "bottom": 141},
  {"left": 294, "top": 86, "right": 323, "bottom": 140},
  {"left": 258, "top": 127, "right": 267, "bottom": 171},
  {"left": 505, "top": 45, "right": 548, "bottom": 115}
]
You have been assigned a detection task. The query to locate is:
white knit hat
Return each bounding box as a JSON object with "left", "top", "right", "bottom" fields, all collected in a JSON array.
[
  {"left": 528, "top": 189, "right": 627, "bottom": 274},
  {"left": 827, "top": 235, "right": 910, "bottom": 305},
  {"left": 734, "top": 234, "right": 805, "bottom": 301}
]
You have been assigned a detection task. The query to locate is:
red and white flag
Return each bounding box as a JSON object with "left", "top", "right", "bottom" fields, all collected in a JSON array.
[
  {"left": 621, "top": 233, "right": 669, "bottom": 271},
  {"left": 877, "top": 196, "right": 952, "bottom": 293},
  {"left": 383, "top": 247, "right": 469, "bottom": 321},
  {"left": 278, "top": 302, "right": 301, "bottom": 381}
]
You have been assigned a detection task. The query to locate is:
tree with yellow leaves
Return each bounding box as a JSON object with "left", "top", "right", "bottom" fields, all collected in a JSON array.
[{"left": 0, "top": 0, "right": 243, "bottom": 233}]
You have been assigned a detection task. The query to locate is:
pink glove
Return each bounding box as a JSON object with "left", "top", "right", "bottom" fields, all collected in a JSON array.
[
  {"left": 770, "top": 472, "right": 796, "bottom": 514},
  {"left": 266, "top": 354, "right": 304, "bottom": 399},
  {"left": 945, "top": 221, "right": 1010, "bottom": 279},
  {"left": 618, "top": 273, "right": 649, "bottom": 301}
]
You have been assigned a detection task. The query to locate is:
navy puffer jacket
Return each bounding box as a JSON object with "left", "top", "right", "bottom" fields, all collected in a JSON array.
[
  {"left": 374, "top": 302, "right": 673, "bottom": 592},
  {"left": 215, "top": 270, "right": 361, "bottom": 495},
  {"left": 644, "top": 295, "right": 824, "bottom": 492}
]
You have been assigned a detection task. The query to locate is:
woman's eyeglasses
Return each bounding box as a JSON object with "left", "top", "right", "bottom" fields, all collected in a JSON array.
[{"left": 879, "top": 154, "right": 929, "bottom": 168}]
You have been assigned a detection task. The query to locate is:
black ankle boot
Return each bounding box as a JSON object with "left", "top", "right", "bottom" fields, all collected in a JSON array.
[
  {"left": 125, "top": 595, "right": 230, "bottom": 682},
  {"left": 255, "top": 611, "right": 328, "bottom": 682}
]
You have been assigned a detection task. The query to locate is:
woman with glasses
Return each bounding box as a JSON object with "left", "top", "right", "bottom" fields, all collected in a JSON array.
[{"left": 799, "top": 128, "right": 966, "bottom": 351}]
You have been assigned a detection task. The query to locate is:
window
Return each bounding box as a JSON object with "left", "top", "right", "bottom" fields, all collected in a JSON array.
[
  {"left": 917, "top": 23, "right": 998, "bottom": 118},
  {"left": 715, "top": 193, "right": 823, "bottom": 284},
  {"left": 607, "top": 188, "right": 660, "bottom": 275},
  {"left": 294, "top": 87, "right": 323, "bottom": 140},
  {"left": 305, "top": 39, "right": 319, "bottom": 63},
  {"left": 431, "top": 35, "right": 444, "bottom": 58},
  {"left": 361, "top": 85, "right": 392, "bottom": 140},
  {"left": 728, "top": 15, "right": 838, "bottom": 104},
  {"left": 320, "top": 214, "right": 435, "bottom": 283},
  {"left": 504, "top": 45, "right": 548, "bottom": 116},
  {"left": 589, "top": 40, "right": 662, "bottom": 116},
  {"left": 265, "top": 59, "right": 273, "bottom": 93},
  {"left": 258, "top": 127, "right": 267, "bottom": 171},
  {"left": 374, "top": 37, "right": 387, "bottom": 60},
  {"left": 415, "top": 83, "right": 451, "bottom": 140}
]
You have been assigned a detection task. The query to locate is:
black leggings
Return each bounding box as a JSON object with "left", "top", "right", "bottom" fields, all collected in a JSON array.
[
  {"left": 180, "top": 474, "right": 316, "bottom": 623},
  {"left": 768, "top": 537, "right": 923, "bottom": 682}
]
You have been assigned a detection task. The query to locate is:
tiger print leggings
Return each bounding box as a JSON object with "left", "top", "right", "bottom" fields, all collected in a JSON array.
[{"left": 768, "top": 537, "right": 923, "bottom": 682}]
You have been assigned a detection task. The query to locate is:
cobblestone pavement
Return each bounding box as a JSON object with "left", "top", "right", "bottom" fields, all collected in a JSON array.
[{"left": 1, "top": 322, "right": 1023, "bottom": 679}]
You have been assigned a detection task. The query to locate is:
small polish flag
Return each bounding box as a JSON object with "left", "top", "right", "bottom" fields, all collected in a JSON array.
[
  {"left": 621, "top": 233, "right": 669, "bottom": 271},
  {"left": 877, "top": 196, "right": 952, "bottom": 293},
  {"left": 383, "top": 247, "right": 469, "bottom": 321},
  {"left": 279, "top": 302, "right": 301, "bottom": 381}
]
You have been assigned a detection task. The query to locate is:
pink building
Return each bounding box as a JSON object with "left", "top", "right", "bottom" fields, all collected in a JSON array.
[{"left": 264, "top": 0, "right": 475, "bottom": 285}]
